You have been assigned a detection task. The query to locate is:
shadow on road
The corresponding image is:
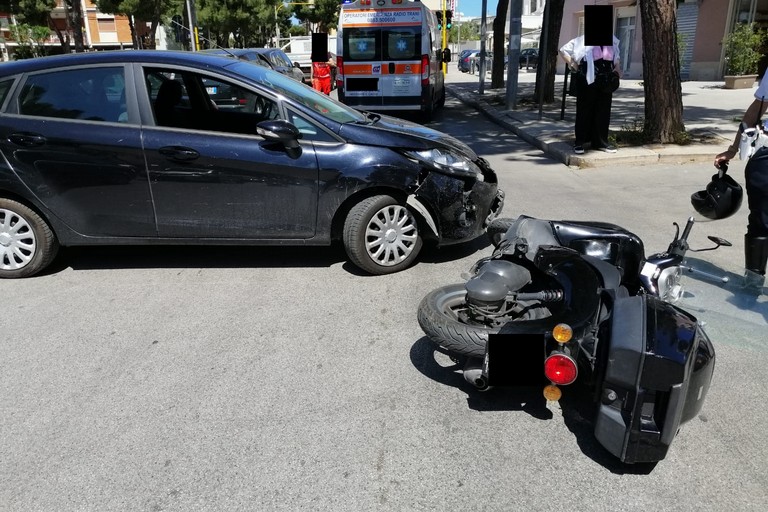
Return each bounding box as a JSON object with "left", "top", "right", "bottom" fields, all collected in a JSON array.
[
  {"left": 43, "top": 238, "right": 490, "bottom": 277},
  {"left": 410, "top": 336, "right": 659, "bottom": 474}
]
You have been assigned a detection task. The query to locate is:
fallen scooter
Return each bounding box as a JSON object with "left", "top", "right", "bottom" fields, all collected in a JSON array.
[{"left": 418, "top": 215, "right": 729, "bottom": 464}]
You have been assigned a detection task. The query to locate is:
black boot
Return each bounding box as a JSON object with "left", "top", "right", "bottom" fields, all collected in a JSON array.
[{"left": 744, "top": 235, "right": 768, "bottom": 291}]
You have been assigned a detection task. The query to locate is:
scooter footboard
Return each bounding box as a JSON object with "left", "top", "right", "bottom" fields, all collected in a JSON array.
[{"left": 594, "top": 295, "right": 715, "bottom": 464}]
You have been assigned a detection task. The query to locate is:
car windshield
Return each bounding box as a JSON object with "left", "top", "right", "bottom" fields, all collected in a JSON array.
[{"left": 228, "top": 61, "right": 366, "bottom": 124}]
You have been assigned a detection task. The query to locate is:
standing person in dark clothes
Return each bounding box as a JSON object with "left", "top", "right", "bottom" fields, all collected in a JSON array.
[
  {"left": 714, "top": 73, "right": 768, "bottom": 292},
  {"left": 559, "top": 34, "right": 622, "bottom": 155}
]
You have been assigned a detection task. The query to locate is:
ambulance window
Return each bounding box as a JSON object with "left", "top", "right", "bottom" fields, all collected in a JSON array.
[
  {"left": 345, "top": 28, "right": 380, "bottom": 61},
  {"left": 384, "top": 28, "right": 420, "bottom": 60}
]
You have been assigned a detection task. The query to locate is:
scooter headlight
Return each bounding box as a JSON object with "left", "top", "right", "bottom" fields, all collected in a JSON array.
[
  {"left": 404, "top": 148, "right": 482, "bottom": 179},
  {"left": 657, "top": 266, "right": 683, "bottom": 303}
]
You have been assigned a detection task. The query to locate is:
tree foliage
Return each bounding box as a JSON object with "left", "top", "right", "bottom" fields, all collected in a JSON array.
[
  {"left": 9, "top": 23, "right": 51, "bottom": 59},
  {"left": 292, "top": 0, "right": 339, "bottom": 34},
  {"left": 95, "top": 0, "right": 181, "bottom": 49}
]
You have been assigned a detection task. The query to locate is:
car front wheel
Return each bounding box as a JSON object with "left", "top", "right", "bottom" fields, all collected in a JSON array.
[
  {"left": 0, "top": 198, "right": 58, "bottom": 278},
  {"left": 343, "top": 195, "right": 423, "bottom": 275}
]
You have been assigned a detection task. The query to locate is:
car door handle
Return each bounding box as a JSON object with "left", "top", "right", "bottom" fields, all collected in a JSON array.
[
  {"left": 158, "top": 146, "right": 200, "bottom": 161},
  {"left": 8, "top": 132, "right": 46, "bottom": 147}
]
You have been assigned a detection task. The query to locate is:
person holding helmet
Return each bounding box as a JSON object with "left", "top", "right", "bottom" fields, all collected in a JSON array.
[{"left": 713, "top": 77, "right": 768, "bottom": 291}]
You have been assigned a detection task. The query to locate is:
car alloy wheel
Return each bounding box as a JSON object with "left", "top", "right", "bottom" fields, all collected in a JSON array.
[{"left": 343, "top": 195, "right": 423, "bottom": 275}]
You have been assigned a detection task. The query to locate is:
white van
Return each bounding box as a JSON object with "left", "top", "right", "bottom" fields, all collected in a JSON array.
[{"left": 336, "top": 0, "right": 449, "bottom": 120}]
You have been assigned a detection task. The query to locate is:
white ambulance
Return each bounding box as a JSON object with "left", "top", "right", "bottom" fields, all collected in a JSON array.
[{"left": 336, "top": 0, "right": 449, "bottom": 120}]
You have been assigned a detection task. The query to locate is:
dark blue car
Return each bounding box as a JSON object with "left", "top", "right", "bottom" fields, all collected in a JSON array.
[{"left": 0, "top": 51, "right": 503, "bottom": 277}]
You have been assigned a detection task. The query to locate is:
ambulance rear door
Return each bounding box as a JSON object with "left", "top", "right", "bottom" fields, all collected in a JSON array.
[{"left": 339, "top": 3, "right": 425, "bottom": 111}]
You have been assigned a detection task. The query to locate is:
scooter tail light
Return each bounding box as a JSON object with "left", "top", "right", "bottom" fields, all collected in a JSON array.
[
  {"left": 544, "top": 353, "right": 578, "bottom": 386},
  {"left": 421, "top": 54, "right": 430, "bottom": 86}
]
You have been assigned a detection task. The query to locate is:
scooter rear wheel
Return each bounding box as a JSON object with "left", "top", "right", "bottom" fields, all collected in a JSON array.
[{"left": 417, "top": 283, "right": 501, "bottom": 358}]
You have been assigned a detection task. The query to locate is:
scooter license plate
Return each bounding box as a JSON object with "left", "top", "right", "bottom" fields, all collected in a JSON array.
[{"left": 485, "top": 333, "right": 548, "bottom": 387}]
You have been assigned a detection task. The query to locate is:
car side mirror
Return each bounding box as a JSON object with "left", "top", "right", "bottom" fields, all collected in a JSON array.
[
  {"left": 257, "top": 120, "right": 302, "bottom": 150},
  {"left": 442, "top": 48, "right": 451, "bottom": 63},
  {"left": 293, "top": 62, "right": 301, "bottom": 68}
]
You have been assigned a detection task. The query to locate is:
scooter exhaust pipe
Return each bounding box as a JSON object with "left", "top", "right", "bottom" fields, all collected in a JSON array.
[{"left": 463, "top": 358, "right": 490, "bottom": 391}]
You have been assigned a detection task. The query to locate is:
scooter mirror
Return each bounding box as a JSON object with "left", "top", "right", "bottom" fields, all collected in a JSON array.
[
  {"left": 708, "top": 235, "right": 732, "bottom": 247},
  {"left": 688, "top": 235, "right": 732, "bottom": 252}
]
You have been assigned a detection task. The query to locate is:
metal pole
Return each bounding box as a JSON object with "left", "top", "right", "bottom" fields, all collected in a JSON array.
[
  {"left": 456, "top": 0, "right": 460, "bottom": 53},
  {"left": 506, "top": 0, "right": 522, "bottom": 110},
  {"left": 537, "top": 0, "right": 551, "bottom": 120},
  {"left": 185, "top": 0, "right": 199, "bottom": 51},
  {"left": 442, "top": 0, "right": 447, "bottom": 74},
  {"left": 479, "top": 0, "right": 487, "bottom": 94}
]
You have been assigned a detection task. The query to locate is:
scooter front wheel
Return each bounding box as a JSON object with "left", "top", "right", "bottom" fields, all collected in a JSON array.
[{"left": 417, "top": 283, "right": 501, "bottom": 358}]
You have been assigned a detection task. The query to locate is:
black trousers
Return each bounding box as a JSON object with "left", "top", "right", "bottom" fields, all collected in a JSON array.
[
  {"left": 745, "top": 147, "right": 768, "bottom": 236},
  {"left": 574, "top": 61, "right": 614, "bottom": 147},
  {"left": 575, "top": 81, "right": 613, "bottom": 147}
]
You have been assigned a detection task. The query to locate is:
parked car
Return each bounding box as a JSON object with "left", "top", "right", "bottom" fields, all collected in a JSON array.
[
  {"left": 469, "top": 51, "right": 494, "bottom": 74},
  {"left": 204, "top": 48, "right": 306, "bottom": 83},
  {"left": 519, "top": 48, "right": 539, "bottom": 69},
  {"left": 458, "top": 50, "right": 480, "bottom": 73},
  {"left": 0, "top": 51, "right": 504, "bottom": 278}
]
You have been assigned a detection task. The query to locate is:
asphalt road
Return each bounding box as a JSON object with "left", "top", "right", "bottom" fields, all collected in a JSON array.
[{"left": 1, "top": 91, "right": 766, "bottom": 511}]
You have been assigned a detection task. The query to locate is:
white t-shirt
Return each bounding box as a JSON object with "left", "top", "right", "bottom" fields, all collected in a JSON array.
[{"left": 755, "top": 74, "right": 768, "bottom": 100}]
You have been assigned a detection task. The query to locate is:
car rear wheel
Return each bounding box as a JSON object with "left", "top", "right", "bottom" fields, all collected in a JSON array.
[
  {"left": 0, "top": 198, "right": 58, "bottom": 278},
  {"left": 343, "top": 195, "right": 423, "bottom": 275}
]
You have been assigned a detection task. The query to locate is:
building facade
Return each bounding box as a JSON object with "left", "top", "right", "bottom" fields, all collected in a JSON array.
[
  {"left": 0, "top": 1, "right": 145, "bottom": 61},
  {"left": 559, "top": 0, "right": 768, "bottom": 81}
]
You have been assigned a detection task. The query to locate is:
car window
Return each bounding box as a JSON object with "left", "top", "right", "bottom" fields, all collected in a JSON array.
[
  {"left": 144, "top": 67, "right": 279, "bottom": 135},
  {"left": 276, "top": 51, "right": 293, "bottom": 67},
  {"left": 286, "top": 107, "right": 336, "bottom": 143},
  {"left": 0, "top": 79, "right": 15, "bottom": 108},
  {"left": 18, "top": 67, "right": 128, "bottom": 123},
  {"left": 229, "top": 61, "right": 367, "bottom": 125}
]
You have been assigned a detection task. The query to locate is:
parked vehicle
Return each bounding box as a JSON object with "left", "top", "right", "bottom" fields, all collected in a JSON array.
[
  {"left": 0, "top": 51, "right": 504, "bottom": 278},
  {"left": 469, "top": 51, "right": 493, "bottom": 74},
  {"left": 418, "top": 214, "right": 728, "bottom": 463},
  {"left": 519, "top": 48, "right": 538, "bottom": 69},
  {"left": 203, "top": 48, "right": 305, "bottom": 83},
  {"left": 456, "top": 49, "right": 474, "bottom": 71},
  {"left": 458, "top": 50, "right": 480, "bottom": 73},
  {"left": 336, "top": 0, "right": 449, "bottom": 120}
]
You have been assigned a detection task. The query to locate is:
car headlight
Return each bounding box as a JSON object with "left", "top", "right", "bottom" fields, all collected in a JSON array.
[{"left": 404, "top": 148, "right": 482, "bottom": 179}]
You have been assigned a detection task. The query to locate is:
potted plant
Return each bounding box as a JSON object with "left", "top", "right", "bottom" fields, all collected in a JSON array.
[{"left": 723, "top": 22, "right": 766, "bottom": 89}]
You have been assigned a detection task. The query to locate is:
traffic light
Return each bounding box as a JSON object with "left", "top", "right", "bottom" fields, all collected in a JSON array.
[
  {"left": 445, "top": 10, "right": 453, "bottom": 29},
  {"left": 436, "top": 10, "right": 443, "bottom": 30}
]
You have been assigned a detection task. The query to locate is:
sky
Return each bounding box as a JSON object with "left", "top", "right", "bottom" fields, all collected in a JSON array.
[{"left": 457, "top": 0, "right": 500, "bottom": 19}]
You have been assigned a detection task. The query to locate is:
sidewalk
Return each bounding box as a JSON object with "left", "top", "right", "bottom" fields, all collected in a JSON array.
[{"left": 445, "top": 69, "right": 758, "bottom": 168}]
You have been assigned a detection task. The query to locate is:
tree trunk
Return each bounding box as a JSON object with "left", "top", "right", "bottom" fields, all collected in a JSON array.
[
  {"left": 66, "top": 0, "right": 86, "bottom": 52},
  {"left": 49, "top": 14, "right": 71, "bottom": 54},
  {"left": 533, "top": 0, "right": 564, "bottom": 104},
  {"left": 639, "top": 0, "right": 685, "bottom": 143},
  {"left": 491, "top": 0, "right": 509, "bottom": 89}
]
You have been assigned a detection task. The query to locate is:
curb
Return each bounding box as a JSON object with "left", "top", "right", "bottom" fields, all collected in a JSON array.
[{"left": 447, "top": 85, "right": 725, "bottom": 168}]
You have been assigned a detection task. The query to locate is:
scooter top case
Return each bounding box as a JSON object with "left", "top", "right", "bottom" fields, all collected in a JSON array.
[{"left": 594, "top": 294, "right": 715, "bottom": 464}]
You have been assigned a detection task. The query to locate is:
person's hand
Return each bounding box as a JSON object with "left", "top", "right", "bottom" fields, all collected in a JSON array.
[{"left": 714, "top": 147, "right": 737, "bottom": 168}]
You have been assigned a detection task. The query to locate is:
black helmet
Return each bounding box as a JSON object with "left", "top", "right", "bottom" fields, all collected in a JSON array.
[{"left": 691, "top": 164, "right": 743, "bottom": 220}]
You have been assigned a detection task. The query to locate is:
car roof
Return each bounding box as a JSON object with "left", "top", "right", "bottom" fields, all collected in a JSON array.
[{"left": 0, "top": 50, "right": 244, "bottom": 77}]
